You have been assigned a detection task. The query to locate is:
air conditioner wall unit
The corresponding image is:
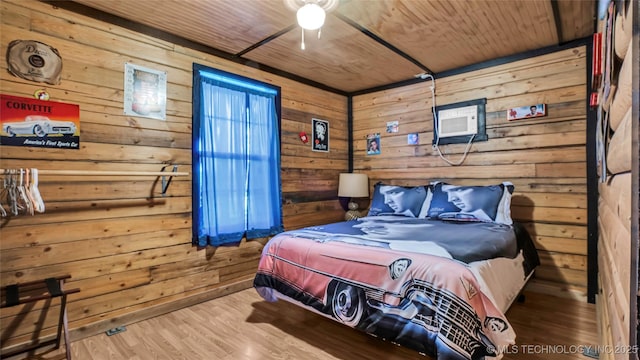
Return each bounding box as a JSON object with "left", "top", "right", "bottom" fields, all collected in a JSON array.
[{"left": 433, "top": 98, "right": 488, "bottom": 145}]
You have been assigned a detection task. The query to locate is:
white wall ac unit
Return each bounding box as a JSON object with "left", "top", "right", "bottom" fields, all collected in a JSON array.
[
  {"left": 437, "top": 105, "right": 478, "bottom": 138},
  {"left": 432, "top": 98, "right": 487, "bottom": 145}
]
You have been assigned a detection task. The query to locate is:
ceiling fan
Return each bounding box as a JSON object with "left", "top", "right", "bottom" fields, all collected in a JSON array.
[{"left": 283, "top": 0, "right": 340, "bottom": 49}]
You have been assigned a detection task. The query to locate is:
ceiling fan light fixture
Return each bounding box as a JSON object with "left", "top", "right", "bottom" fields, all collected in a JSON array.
[{"left": 297, "top": 3, "right": 326, "bottom": 30}]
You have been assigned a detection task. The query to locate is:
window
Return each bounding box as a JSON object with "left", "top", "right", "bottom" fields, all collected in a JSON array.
[{"left": 192, "top": 64, "right": 283, "bottom": 246}]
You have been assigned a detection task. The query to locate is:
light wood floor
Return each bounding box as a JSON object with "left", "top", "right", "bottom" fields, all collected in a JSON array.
[{"left": 8, "top": 288, "right": 598, "bottom": 360}]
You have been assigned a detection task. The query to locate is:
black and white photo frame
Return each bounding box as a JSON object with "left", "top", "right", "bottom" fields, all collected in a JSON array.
[{"left": 312, "top": 118, "right": 329, "bottom": 152}]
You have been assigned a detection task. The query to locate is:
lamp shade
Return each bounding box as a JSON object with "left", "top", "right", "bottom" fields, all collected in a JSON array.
[{"left": 338, "top": 173, "right": 369, "bottom": 198}]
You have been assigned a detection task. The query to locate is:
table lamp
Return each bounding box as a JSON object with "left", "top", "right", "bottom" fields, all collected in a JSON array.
[{"left": 338, "top": 173, "right": 369, "bottom": 220}]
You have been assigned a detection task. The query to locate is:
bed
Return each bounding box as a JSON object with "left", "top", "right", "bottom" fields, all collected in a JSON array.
[{"left": 253, "top": 181, "right": 539, "bottom": 360}]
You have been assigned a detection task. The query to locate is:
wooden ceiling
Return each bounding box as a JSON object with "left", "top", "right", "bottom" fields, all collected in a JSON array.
[{"left": 68, "top": 0, "right": 596, "bottom": 94}]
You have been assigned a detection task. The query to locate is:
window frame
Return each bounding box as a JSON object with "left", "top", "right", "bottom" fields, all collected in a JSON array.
[{"left": 192, "top": 63, "right": 283, "bottom": 246}]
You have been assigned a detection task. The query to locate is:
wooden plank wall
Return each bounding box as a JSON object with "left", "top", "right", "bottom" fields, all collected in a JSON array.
[
  {"left": 0, "top": 0, "right": 347, "bottom": 353},
  {"left": 352, "top": 46, "right": 589, "bottom": 300},
  {"left": 596, "top": 1, "right": 636, "bottom": 358}
]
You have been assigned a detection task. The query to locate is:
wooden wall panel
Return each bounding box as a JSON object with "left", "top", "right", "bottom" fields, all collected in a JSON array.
[
  {"left": 352, "top": 47, "right": 589, "bottom": 300},
  {"left": 595, "top": 2, "right": 637, "bottom": 355},
  {"left": 607, "top": 107, "right": 633, "bottom": 174},
  {"left": 0, "top": 0, "right": 347, "bottom": 353},
  {"left": 599, "top": 199, "right": 631, "bottom": 313}
]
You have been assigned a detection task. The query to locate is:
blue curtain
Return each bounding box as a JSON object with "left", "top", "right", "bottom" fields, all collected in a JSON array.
[{"left": 193, "top": 66, "right": 283, "bottom": 246}]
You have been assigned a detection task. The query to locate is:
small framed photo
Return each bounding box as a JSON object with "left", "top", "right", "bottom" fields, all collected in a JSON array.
[
  {"left": 312, "top": 118, "right": 329, "bottom": 152},
  {"left": 386, "top": 120, "right": 399, "bottom": 133},
  {"left": 507, "top": 104, "right": 546, "bottom": 121},
  {"left": 367, "top": 133, "right": 381, "bottom": 155},
  {"left": 124, "top": 63, "right": 167, "bottom": 120},
  {"left": 408, "top": 133, "right": 419, "bottom": 145}
]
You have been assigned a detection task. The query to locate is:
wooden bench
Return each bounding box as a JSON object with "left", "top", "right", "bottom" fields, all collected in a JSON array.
[{"left": 1, "top": 275, "right": 80, "bottom": 360}]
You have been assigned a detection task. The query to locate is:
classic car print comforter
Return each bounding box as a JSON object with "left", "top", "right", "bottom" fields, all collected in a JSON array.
[{"left": 253, "top": 216, "right": 539, "bottom": 360}]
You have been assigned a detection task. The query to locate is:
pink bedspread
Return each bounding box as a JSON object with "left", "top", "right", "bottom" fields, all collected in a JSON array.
[{"left": 254, "top": 218, "right": 523, "bottom": 359}]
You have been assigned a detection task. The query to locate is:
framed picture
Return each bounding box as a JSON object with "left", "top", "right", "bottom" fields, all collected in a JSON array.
[
  {"left": 367, "top": 133, "right": 381, "bottom": 155},
  {"left": 124, "top": 63, "right": 167, "bottom": 120},
  {"left": 507, "top": 104, "right": 546, "bottom": 121},
  {"left": 408, "top": 133, "right": 419, "bottom": 145},
  {"left": 312, "top": 118, "right": 329, "bottom": 152},
  {"left": 386, "top": 120, "right": 399, "bottom": 133}
]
